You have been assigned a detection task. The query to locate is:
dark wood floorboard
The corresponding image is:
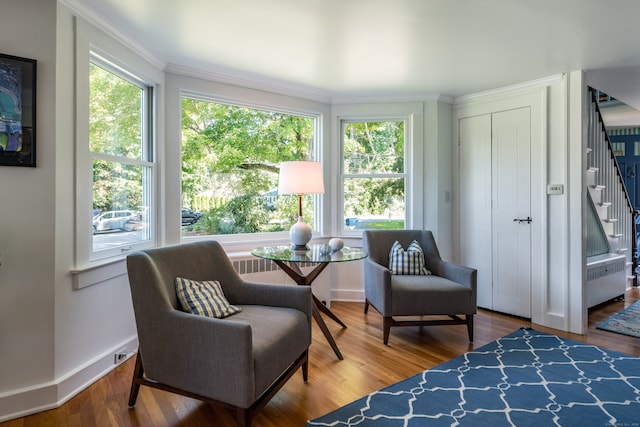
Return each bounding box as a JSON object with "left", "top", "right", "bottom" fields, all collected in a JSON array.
[{"left": 3, "top": 287, "right": 639, "bottom": 427}]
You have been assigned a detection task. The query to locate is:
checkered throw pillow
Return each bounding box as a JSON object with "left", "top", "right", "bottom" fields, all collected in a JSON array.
[
  {"left": 389, "top": 240, "right": 431, "bottom": 275},
  {"left": 175, "top": 277, "right": 242, "bottom": 318}
]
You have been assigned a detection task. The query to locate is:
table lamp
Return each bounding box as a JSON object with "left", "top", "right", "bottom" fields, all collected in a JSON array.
[{"left": 278, "top": 161, "right": 324, "bottom": 250}]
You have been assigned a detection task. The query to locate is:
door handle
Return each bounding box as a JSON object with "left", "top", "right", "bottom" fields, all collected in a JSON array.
[{"left": 513, "top": 217, "right": 532, "bottom": 224}]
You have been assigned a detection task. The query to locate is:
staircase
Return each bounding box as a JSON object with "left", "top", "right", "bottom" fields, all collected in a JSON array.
[{"left": 585, "top": 87, "right": 634, "bottom": 308}]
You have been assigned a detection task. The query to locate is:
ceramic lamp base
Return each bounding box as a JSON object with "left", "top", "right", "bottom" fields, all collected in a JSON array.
[{"left": 290, "top": 216, "right": 312, "bottom": 250}]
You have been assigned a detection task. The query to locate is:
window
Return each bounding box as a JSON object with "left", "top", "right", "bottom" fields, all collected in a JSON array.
[
  {"left": 611, "top": 142, "right": 625, "bottom": 156},
  {"left": 89, "top": 55, "right": 154, "bottom": 259},
  {"left": 341, "top": 120, "right": 406, "bottom": 231},
  {"left": 180, "top": 97, "right": 319, "bottom": 238}
]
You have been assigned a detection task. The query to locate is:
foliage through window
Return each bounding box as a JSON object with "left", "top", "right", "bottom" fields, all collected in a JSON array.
[
  {"left": 181, "top": 98, "right": 318, "bottom": 236},
  {"left": 342, "top": 120, "right": 405, "bottom": 231},
  {"left": 90, "top": 59, "right": 153, "bottom": 256}
]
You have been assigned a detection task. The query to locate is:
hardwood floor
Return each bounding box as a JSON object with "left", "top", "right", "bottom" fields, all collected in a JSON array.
[{"left": 3, "top": 287, "right": 639, "bottom": 427}]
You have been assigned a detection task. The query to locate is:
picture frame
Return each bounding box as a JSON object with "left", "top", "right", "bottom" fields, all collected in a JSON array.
[{"left": 0, "top": 52, "right": 36, "bottom": 167}]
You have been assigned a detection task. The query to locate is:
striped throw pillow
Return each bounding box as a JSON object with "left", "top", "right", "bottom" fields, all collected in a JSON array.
[
  {"left": 389, "top": 240, "right": 431, "bottom": 275},
  {"left": 175, "top": 277, "right": 242, "bottom": 319}
]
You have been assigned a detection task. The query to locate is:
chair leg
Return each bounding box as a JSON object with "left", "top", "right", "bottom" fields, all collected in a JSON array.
[
  {"left": 301, "top": 350, "right": 309, "bottom": 382},
  {"left": 364, "top": 300, "right": 370, "bottom": 314},
  {"left": 466, "top": 314, "right": 474, "bottom": 342},
  {"left": 235, "top": 408, "right": 252, "bottom": 427},
  {"left": 383, "top": 317, "right": 392, "bottom": 345},
  {"left": 128, "top": 353, "right": 144, "bottom": 407}
]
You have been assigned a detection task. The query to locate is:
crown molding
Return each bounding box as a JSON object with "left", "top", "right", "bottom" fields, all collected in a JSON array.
[
  {"left": 332, "top": 93, "right": 452, "bottom": 105},
  {"left": 60, "top": 0, "right": 165, "bottom": 70},
  {"left": 454, "top": 74, "right": 565, "bottom": 105},
  {"left": 165, "top": 63, "right": 334, "bottom": 104}
]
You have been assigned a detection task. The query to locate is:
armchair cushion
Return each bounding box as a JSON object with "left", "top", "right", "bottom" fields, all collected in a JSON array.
[
  {"left": 175, "top": 277, "right": 242, "bottom": 319},
  {"left": 389, "top": 240, "right": 431, "bottom": 275}
]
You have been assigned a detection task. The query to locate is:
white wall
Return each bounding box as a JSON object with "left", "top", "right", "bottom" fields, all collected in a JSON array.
[
  {"left": 0, "top": 0, "right": 58, "bottom": 411},
  {"left": 424, "top": 98, "right": 454, "bottom": 258},
  {"left": 0, "top": 3, "right": 145, "bottom": 422}
]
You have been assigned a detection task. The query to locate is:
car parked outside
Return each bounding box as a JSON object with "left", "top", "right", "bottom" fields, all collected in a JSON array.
[
  {"left": 181, "top": 207, "right": 202, "bottom": 226},
  {"left": 93, "top": 210, "right": 136, "bottom": 233}
]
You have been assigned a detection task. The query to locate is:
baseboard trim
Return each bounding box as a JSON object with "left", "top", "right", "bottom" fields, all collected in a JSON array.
[
  {"left": 331, "top": 289, "right": 365, "bottom": 303},
  {"left": 0, "top": 335, "right": 138, "bottom": 423},
  {"left": 0, "top": 383, "right": 58, "bottom": 423}
]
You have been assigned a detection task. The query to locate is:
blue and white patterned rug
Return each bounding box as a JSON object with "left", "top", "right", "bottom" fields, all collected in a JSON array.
[
  {"left": 597, "top": 300, "right": 640, "bottom": 338},
  {"left": 308, "top": 328, "right": 640, "bottom": 426}
]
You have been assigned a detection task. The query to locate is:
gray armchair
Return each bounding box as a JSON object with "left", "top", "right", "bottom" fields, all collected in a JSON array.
[
  {"left": 363, "top": 230, "right": 477, "bottom": 345},
  {"left": 126, "top": 240, "right": 312, "bottom": 427}
]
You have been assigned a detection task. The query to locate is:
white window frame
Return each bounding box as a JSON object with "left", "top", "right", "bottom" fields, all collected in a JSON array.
[
  {"left": 332, "top": 102, "right": 424, "bottom": 236},
  {"left": 179, "top": 92, "right": 323, "bottom": 245},
  {"left": 340, "top": 117, "right": 407, "bottom": 232},
  {"left": 88, "top": 54, "right": 155, "bottom": 260},
  {"left": 74, "top": 18, "right": 160, "bottom": 270}
]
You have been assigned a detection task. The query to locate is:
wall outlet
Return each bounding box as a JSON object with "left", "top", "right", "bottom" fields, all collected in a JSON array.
[{"left": 113, "top": 348, "right": 128, "bottom": 364}]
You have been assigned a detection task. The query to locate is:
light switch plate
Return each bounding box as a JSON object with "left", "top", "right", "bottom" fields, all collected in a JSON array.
[{"left": 547, "top": 184, "right": 564, "bottom": 195}]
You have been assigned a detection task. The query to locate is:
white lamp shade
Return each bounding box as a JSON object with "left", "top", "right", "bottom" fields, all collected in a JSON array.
[{"left": 278, "top": 161, "right": 325, "bottom": 195}]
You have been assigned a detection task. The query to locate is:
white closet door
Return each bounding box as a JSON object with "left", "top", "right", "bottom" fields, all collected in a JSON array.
[
  {"left": 459, "top": 114, "right": 493, "bottom": 309},
  {"left": 491, "top": 107, "right": 532, "bottom": 317},
  {"left": 458, "top": 108, "right": 532, "bottom": 317}
]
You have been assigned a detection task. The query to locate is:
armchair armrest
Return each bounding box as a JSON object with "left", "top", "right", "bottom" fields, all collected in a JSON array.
[
  {"left": 142, "top": 308, "right": 255, "bottom": 404},
  {"left": 363, "top": 257, "right": 392, "bottom": 314},
  {"left": 432, "top": 260, "right": 477, "bottom": 291}
]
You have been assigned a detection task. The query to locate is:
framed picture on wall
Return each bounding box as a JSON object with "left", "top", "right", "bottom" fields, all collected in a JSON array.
[{"left": 0, "top": 53, "right": 36, "bottom": 167}]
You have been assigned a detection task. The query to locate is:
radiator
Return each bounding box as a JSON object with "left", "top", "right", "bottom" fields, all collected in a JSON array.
[
  {"left": 230, "top": 255, "right": 331, "bottom": 304},
  {"left": 586, "top": 253, "right": 627, "bottom": 308},
  {"left": 231, "top": 257, "right": 316, "bottom": 274}
]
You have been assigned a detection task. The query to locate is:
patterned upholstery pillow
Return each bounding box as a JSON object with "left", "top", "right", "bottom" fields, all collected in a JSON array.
[
  {"left": 175, "top": 277, "right": 242, "bottom": 319},
  {"left": 389, "top": 240, "right": 432, "bottom": 275}
]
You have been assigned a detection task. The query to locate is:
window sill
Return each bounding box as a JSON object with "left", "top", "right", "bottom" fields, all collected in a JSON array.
[
  {"left": 69, "top": 235, "right": 363, "bottom": 290},
  {"left": 71, "top": 257, "right": 127, "bottom": 290}
]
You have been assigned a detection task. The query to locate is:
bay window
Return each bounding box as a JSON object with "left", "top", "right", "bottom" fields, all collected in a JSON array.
[{"left": 180, "top": 96, "right": 320, "bottom": 239}]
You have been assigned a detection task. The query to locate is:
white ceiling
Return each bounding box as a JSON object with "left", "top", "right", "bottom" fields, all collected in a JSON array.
[{"left": 68, "top": 0, "right": 640, "bottom": 123}]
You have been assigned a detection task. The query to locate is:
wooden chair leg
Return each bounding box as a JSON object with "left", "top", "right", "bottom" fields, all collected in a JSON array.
[
  {"left": 301, "top": 350, "right": 309, "bottom": 382},
  {"left": 467, "top": 314, "right": 474, "bottom": 342},
  {"left": 128, "top": 353, "right": 144, "bottom": 407},
  {"left": 364, "top": 300, "right": 370, "bottom": 314},
  {"left": 383, "top": 317, "right": 392, "bottom": 345},
  {"left": 235, "top": 407, "right": 252, "bottom": 427}
]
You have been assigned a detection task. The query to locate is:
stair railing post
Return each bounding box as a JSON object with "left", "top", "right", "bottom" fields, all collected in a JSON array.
[{"left": 633, "top": 210, "right": 639, "bottom": 287}]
